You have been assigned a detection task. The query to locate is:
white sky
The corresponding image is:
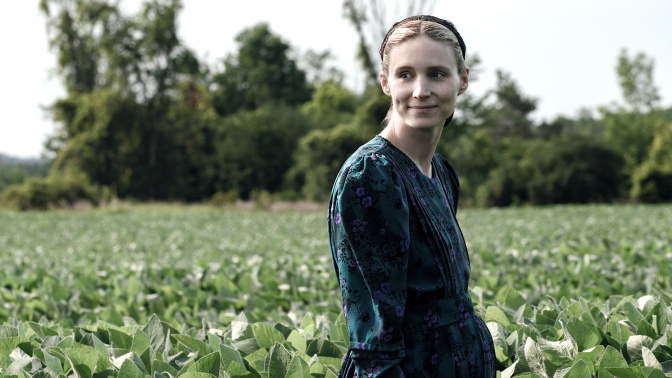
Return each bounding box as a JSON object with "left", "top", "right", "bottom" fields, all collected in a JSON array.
[{"left": 1, "top": 0, "right": 671, "bottom": 158}]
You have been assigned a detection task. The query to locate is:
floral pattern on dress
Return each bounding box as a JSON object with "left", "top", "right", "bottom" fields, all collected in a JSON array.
[{"left": 328, "top": 135, "right": 496, "bottom": 377}]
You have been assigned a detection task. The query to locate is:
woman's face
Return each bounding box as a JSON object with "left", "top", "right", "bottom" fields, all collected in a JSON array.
[{"left": 380, "top": 36, "right": 469, "bottom": 131}]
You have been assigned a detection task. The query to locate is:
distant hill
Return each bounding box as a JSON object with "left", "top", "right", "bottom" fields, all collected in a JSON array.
[
  {"left": 0, "top": 153, "right": 50, "bottom": 192},
  {"left": 0, "top": 153, "right": 50, "bottom": 166}
]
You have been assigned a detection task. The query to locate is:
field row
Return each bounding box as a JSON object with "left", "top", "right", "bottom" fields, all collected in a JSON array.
[{"left": 1, "top": 204, "right": 671, "bottom": 377}]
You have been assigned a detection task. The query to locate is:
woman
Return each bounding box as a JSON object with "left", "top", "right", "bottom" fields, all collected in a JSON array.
[{"left": 328, "top": 15, "right": 496, "bottom": 377}]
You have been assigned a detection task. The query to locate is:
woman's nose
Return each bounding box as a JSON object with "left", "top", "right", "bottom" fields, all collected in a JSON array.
[{"left": 413, "top": 78, "right": 430, "bottom": 98}]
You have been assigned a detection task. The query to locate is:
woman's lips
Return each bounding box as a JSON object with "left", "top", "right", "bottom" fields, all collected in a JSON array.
[{"left": 409, "top": 105, "right": 437, "bottom": 112}]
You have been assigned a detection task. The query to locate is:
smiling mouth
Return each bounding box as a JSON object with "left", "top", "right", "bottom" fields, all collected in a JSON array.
[{"left": 409, "top": 105, "right": 437, "bottom": 110}]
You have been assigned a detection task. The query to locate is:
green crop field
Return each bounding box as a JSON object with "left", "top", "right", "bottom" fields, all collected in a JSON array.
[{"left": 1, "top": 204, "right": 671, "bottom": 377}]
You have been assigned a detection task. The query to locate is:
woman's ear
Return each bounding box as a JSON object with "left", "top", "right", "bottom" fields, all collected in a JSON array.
[
  {"left": 458, "top": 66, "right": 469, "bottom": 96},
  {"left": 379, "top": 71, "right": 391, "bottom": 96}
]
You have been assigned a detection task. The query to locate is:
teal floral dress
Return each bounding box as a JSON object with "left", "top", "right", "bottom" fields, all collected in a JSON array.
[{"left": 328, "top": 135, "right": 495, "bottom": 377}]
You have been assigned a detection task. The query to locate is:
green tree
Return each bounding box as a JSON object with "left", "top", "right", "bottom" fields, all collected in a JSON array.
[
  {"left": 630, "top": 122, "right": 672, "bottom": 202},
  {"left": 41, "top": 0, "right": 212, "bottom": 200},
  {"left": 211, "top": 23, "right": 312, "bottom": 117},
  {"left": 213, "top": 103, "right": 311, "bottom": 199},
  {"left": 483, "top": 69, "right": 538, "bottom": 137},
  {"left": 527, "top": 137, "right": 625, "bottom": 204},
  {"left": 601, "top": 50, "right": 666, "bottom": 177},
  {"left": 288, "top": 88, "right": 389, "bottom": 200},
  {"left": 300, "top": 81, "right": 358, "bottom": 130},
  {"left": 616, "top": 48, "right": 661, "bottom": 112}
]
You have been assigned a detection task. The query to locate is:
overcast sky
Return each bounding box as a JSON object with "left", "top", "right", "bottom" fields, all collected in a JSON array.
[{"left": 2, "top": 0, "right": 671, "bottom": 158}]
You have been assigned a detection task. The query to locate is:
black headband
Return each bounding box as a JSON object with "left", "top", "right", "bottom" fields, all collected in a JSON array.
[{"left": 379, "top": 15, "right": 466, "bottom": 61}]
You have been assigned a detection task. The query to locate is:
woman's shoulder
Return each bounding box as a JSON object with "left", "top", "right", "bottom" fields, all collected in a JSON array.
[{"left": 332, "top": 136, "right": 403, "bottom": 194}]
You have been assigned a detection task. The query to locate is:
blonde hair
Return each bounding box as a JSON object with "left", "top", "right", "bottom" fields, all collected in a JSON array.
[
  {"left": 381, "top": 20, "right": 466, "bottom": 75},
  {"left": 380, "top": 19, "right": 466, "bottom": 127}
]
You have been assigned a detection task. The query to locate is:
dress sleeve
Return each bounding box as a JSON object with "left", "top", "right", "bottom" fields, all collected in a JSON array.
[{"left": 329, "top": 153, "right": 410, "bottom": 377}]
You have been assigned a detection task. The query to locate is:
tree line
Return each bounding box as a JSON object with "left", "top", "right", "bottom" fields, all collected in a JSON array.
[{"left": 1, "top": 0, "right": 671, "bottom": 209}]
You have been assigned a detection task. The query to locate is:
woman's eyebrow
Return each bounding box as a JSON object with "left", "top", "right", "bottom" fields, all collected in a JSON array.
[{"left": 394, "top": 65, "right": 451, "bottom": 72}]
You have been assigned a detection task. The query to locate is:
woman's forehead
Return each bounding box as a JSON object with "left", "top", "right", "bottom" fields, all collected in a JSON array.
[{"left": 387, "top": 37, "right": 458, "bottom": 69}]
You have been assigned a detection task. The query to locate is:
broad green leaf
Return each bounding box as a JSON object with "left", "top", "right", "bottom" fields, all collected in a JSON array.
[
  {"left": 27, "top": 322, "right": 45, "bottom": 340},
  {"left": 309, "top": 358, "right": 325, "bottom": 375},
  {"left": 173, "top": 334, "right": 210, "bottom": 356},
  {"left": 253, "top": 323, "right": 286, "bottom": 350},
  {"left": 179, "top": 373, "right": 215, "bottom": 378},
  {"left": 537, "top": 338, "right": 574, "bottom": 367},
  {"left": 243, "top": 347, "right": 268, "bottom": 372},
  {"left": 187, "top": 352, "right": 220, "bottom": 376},
  {"left": 6, "top": 357, "right": 38, "bottom": 376},
  {"left": 176, "top": 353, "right": 200, "bottom": 377},
  {"left": 535, "top": 312, "right": 556, "bottom": 327},
  {"left": 43, "top": 349, "right": 64, "bottom": 376},
  {"left": 574, "top": 345, "right": 604, "bottom": 373},
  {"left": 636, "top": 321, "right": 658, "bottom": 339},
  {"left": 111, "top": 352, "right": 148, "bottom": 374},
  {"left": 286, "top": 330, "right": 306, "bottom": 354},
  {"left": 647, "top": 303, "right": 669, "bottom": 335},
  {"left": 232, "top": 337, "right": 262, "bottom": 356},
  {"left": 558, "top": 359, "right": 591, "bottom": 378},
  {"left": 231, "top": 313, "right": 251, "bottom": 342},
  {"left": 607, "top": 319, "right": 632, "bottom": 346},
  {"left": 96, "top": 321, "right": 122, "bottom": 344},
  {"left": 300, "top": 314, "right": 315, "bottom": 331},
  {"left": 226, "top": 360, "right": 250, "bottom": 376},
  {"left": 641, "top": 347, "right": 662, "bottom": 370},
  {"left": 306, "top": 338, "right": 343, "bottom": 359},
  {"left": 118, "top": 358, "right": 146, "bottom": 378},
  {"left": 95, "top": 350, "right": 113, "bottom": 373},
  {"left": 206, "top": 332, "right": 221, "bottom": 354},
  {"left": 627, "top": 336, "right": 655, "bottom": 362},
  {"left": 485, "top": 306, "right": 511, "bottom": 326},
  {"left": 285, "top": 355, "right": 310, "bottom": 377},
  {"left": 143, "top": 314, "right": 165, "bottom": 353},
  {"left": 316, "top": 356, "right": 343, "bottom": 369},
  {"left": 0, "top": 337, "right": 32, "bottom": 357},
  {"left": 267, "top": 343, "right": 293, "bottom": 377},
  {"left": 499, "top": 287, "right": 527, "bottom": 312},
  {"left": 662, "top": 361, "right": 672, "bottom": 374},
  {"left": 606, "top": 367, "right": 645, "bottom": 378},
  {"left": 325, "top": 364, "right": 340, "bottom": 378},
  {"left": 152, "top": 359, "right": 179, "bottom": 377},
  {"left": 64, "top": 348, "right": 98, "bottom": 378},
  {"left": 598, "top": 345, "right": 628, "bottom": 377},
  {"left": 641, "top": 366, "right": 667, "bottom": 378},
  {"left": 566, "top": 318, "right": 600, "bottom": 352},
  {"left": 220, "top": 344, "right": 246, "bottom": 370},
  {"left": 0, "top": 326, "right": 19, "bottom": 338},
  {"left": 623, "top": 302, "right": 647, "bottom": 328},
  {"left": 522, "top": 337, "right": 545, "bottom": 377},
  {"left": 131, "top": 330, "right": 151, "bottom": 355},
  {"left": 139, "top": 347, "right": 152, "bottom": 374},
  {"left": 566, "top": 302, "right": 586, "bottom": 318},
  {"left": 109, "top": 329, "right": 133, "bottom": 350},
  {"left": 273, "top": 323, "right": 294, "bottom": 339}
]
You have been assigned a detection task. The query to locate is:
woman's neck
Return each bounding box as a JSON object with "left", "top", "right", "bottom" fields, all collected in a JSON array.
[{"left": 379, "top": 121, "right": 442, "bottom": 178}]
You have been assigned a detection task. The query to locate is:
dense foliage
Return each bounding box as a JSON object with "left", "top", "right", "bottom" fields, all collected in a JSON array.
[
  {"left": 1, "top": 0, "right": 670, "bottom": 209},
  {"left": 1, "top": 204, "right": 671, "bottom": 376}
]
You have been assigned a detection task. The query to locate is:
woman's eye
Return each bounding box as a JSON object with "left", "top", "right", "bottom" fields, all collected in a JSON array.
[{"left": 400, "top": 72, "right": 412, "bottom": 78}]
